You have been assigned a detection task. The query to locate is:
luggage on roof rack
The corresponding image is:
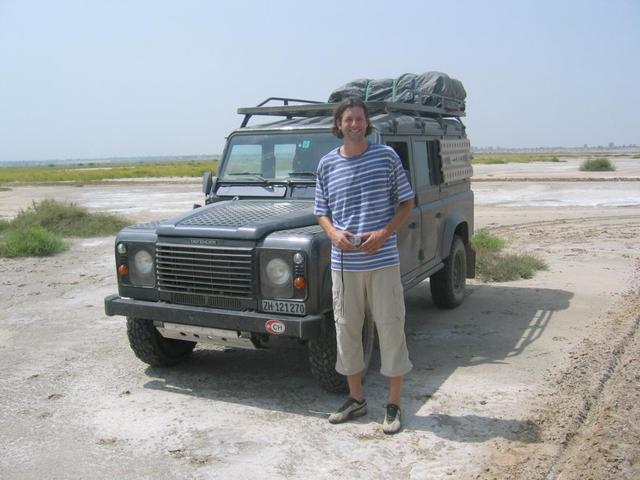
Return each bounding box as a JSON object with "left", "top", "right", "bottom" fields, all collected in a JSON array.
[{"left": 328, "top": 72, "right": 466, "bottom": 114}]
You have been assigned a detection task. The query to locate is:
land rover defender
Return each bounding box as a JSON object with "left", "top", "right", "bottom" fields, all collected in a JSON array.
[{"left": 104, "top": 73, "right": 475, "bottom": 392}]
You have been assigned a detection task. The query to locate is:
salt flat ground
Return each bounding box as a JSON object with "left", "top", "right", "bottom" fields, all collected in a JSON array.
[{"left": 0, "top": 159, "right": 639, "bottom": 479}]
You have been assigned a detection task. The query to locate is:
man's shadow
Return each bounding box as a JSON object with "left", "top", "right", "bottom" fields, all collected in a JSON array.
[{"left": 142, "top": 281, "right": 572, "bottom": 443}]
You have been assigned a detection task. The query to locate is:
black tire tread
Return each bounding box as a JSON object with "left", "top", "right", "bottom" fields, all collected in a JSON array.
[
  {"left": 126, "top": 317, "right": 195, "bottom": 367},
  {"left": 308, "top": 317, "right": 348, "bottom": 393},
  {"left": 430, "top": 235, "right": 467, "bottom": 309}
]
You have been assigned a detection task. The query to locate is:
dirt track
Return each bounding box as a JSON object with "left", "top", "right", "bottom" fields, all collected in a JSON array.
[{"left": 1, "top": 164, "right": 639, "bottom": 479}]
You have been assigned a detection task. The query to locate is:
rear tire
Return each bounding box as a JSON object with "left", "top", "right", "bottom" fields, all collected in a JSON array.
[
  {"left": 430, "top": 235, "right": 467, "bottom": 309},
  {"left": 126, "top": 317, "right": 196, "bottom": 367},
  {"left": 308, "top": 313, "right": 375, "bottom": 393}
]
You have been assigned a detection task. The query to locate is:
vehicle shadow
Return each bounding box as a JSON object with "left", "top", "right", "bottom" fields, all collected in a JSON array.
[{"left": 143, "top": 282, "right": 572, "bottom": 443}]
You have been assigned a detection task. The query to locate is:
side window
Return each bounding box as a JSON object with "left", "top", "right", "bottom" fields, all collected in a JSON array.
[
  {"left": 385, "top": 141, "right": 412, "bottom": 186},
  {"left": 386, "top": 141, "right": 409, "bottom": 170},
  {"left": 427, "top": 141, "right": 441, "bottom": 185},
  {"left": 411, "top": 140, "right": 429, "bottom": 188}
]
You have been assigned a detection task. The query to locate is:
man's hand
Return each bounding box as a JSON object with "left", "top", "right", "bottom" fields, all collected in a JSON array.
[
  {"left": 329, "top": 229, "right": 359, "bottom": 250},
  {"left": 357, "top": 200, "right": 413, "bottom": 255},
  {"left": 359, "top": 228, "right": 391, "bottom": 254},
  {"left": 317, "top": 215, "right": 360, "bottom": 250}
]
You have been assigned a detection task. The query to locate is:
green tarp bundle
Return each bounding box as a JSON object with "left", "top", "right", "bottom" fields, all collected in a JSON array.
[{"left": 328, "top": 71, "right": 466, "bottom": 113}]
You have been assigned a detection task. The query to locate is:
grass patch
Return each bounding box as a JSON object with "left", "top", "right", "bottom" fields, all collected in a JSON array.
[
  {"left": 1, "top": 226, "right": 68, "bottom": 257},
  {"left": 471, "top": 229, "right": 548, "bottom": 282},
  {"left": 476, "top": 252, "right": 548, "bottom": 282},
  {"left": 473, "top": 154, "right": 562, "bottom": 164},
  {"left": 579, "top": 157, "right": 616, "bottom": 171},
  {"left": 10, "top": 199, "right": 129, "bottom": 237},
  {"left": 0, "top": 160, "right": 218, "bottom": 183},
  {"left": 471, "top": 228, "right": 507, "bottom": 253},
  {"left": 0, "top": 199, "right": 131, "bottom": 257}
]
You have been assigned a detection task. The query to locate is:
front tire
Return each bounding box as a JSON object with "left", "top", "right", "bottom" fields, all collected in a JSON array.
[
  {"left": 126, "top": 317, "right": 196, "bottom": 367},
  {"left": 308, "top": 313, "right": 375, "bottom": 393},
  {"left": 430, "top": 235, "right": 467, "bottom": 308}
]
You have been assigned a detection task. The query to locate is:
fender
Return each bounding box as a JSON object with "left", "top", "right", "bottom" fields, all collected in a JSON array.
[
  {"left": 440, "top": 213, "right": 475, "bottom": 278},
  {"left": 440, "top": 213, "right": 468, "bottom": 256}
]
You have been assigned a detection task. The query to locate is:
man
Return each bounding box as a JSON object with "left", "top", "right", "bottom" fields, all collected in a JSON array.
[{"left": 314, "top": 97, "right": 414, "bottom": 434}]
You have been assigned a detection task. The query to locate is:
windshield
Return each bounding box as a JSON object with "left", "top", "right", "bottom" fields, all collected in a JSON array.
[{"left": 219, "top": 132, "right": 342, "bottom": 181}]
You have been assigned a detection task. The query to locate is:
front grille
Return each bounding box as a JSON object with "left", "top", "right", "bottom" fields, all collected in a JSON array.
[
  {"left": 171, "top": 293, "right": 242, "bottom": 309},
  {"left": 156, "top": 242, "right": 254, "bottom": 300}
]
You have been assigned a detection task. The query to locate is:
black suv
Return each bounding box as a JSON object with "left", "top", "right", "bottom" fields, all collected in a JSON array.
[{"left": 104, "top": 97, "right": 475, "bottom": 392}]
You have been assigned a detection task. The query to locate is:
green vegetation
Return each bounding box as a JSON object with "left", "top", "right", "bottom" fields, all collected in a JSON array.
[
  {"left": 0, "top": 160, "right": 218, "bottom": 184},
  {"left": 0, "top": 199, "right": 130, "bottom": 258},
  {"left": 579, "top": 157, "right": 616, "bottom": 172},
  {"left": 470, "top": 228, "right": 507, "bottom": 252},
  {"left": 471, "top": 228, "right": 548, "bottom": 282},
  {"left": 11, "top": 199, "right": 129, "bottom": 236},
  {"left": 472, "top": 154, "right": 561, "bottom": 164},
  {"left": 1, "top": 226, "right": 68, "bottom": 258}
]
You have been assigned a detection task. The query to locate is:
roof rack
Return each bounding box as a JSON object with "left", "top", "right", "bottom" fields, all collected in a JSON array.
[{"left": 238, "top": 97, "right": 465, "bottom": 127}]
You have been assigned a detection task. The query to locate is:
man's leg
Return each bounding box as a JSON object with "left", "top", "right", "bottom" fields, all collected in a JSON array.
[
  {"left": 368, "top": 266, "right": 412, "bottom": 434},
  {"left": 347, "top": 371, "right": 364, "bottom": 402},
  {"left": 388, "top": 375, "right": 403, "bottom": 406},
  {"left": 328, "top": 270, "right": 368, "bottom": 424}
]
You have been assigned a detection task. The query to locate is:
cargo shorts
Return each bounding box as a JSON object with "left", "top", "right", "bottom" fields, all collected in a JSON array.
[{"left": 331, "top": 265, "right": 413, "bottom": 377}]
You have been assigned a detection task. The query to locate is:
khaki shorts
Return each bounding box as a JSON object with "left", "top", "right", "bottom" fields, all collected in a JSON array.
[{"left": 331, "top": 265, "right": 413, "bottom": 377}]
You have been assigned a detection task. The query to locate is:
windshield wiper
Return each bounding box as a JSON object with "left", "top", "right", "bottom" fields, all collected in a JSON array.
[
  {"left": 288, "top": 171, "right": 317, "bottom": 178},
  {"left": 226, "top": 172, "right": 268, "bottom": 181}
]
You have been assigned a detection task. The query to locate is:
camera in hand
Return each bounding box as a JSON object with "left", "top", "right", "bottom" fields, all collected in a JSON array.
[{"left": 347, "top": 236, "right": 362, "bottom": 247}]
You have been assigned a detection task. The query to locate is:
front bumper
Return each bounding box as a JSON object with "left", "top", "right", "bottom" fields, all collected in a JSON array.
[{"left": 104, "top": 294, "right": 323, "bottom": 340}]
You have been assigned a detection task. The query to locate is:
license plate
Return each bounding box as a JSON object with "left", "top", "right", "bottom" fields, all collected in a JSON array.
[{"left": 261, "top": 300, "right": 306, "bottom": 315}]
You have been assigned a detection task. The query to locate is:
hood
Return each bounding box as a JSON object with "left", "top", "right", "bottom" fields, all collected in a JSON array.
[{"left": 155, "top": 199, "right": 316, "bottom": 239}]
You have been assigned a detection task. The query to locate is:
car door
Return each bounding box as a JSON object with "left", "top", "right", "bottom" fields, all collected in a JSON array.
[
  {"left": 384, "top": 138, "right": 422, "bottom": 276},
  {"left": 413, "top": 139, "right": 442, "bottom": 265}
]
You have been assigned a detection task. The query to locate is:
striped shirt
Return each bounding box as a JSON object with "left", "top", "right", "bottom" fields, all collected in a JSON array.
[{"left": 314, "top": 143, "right": 415, "bottom": 271}]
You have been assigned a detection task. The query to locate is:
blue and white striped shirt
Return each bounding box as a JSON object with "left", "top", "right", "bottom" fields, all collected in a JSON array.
[{"left": 314, "top": 143, "right": 415, "bottom": 271}]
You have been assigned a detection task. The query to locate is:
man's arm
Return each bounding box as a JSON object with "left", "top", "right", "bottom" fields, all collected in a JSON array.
[
  {"left": 359, "top": 199, "right": 413, "bottom": 254},
  {"left": 317, "top": 215, "right": 357, "bottom": 251}
]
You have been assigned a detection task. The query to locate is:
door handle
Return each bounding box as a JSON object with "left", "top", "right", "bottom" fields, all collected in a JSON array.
[
  {"left": 435, "top": 212, "right": 442, "bottom": 218},
  {"left": 408, "top": 222, "right": 417, "bottom": 229}
]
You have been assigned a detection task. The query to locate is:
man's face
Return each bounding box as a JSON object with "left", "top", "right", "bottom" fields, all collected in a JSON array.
[{"left": 337, "top": 106, "right": 368, "bottom": 142}]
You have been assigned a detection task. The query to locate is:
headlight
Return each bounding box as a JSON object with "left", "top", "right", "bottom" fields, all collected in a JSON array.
[
  {"left": 266, "top": 258, "right": 291, "bottom": 286},
  {"left": 260, "top": 251, "right": 294, "bottom": 298},
  {"left": 134, "top": 249, "right": 154, "bottom": 275},
  {"left": 128, "top": 245, "right": 155, "bottom": 287}
]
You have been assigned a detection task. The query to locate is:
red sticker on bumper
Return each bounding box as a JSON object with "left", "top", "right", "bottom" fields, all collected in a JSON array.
[{"left": 265, "top": 319, "right": 286, "bottom": 335}]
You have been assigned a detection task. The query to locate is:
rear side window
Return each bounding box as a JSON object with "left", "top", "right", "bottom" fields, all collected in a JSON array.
[
  {"left": 386, "top": 141, "right": 410, "bottom": 171},
  {"left": 427, "top": 141, "right": 441, "bottom": 185},
  {"left": 411, "top": 140, "right": 429, "bottom": 188}
]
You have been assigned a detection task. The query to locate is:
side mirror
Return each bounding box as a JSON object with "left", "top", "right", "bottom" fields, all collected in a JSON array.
[{"left": 202, "top": 171, "right": 214, "bottom": 194}]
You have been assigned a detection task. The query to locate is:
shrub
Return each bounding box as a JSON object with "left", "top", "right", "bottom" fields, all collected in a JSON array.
[
  {"left": 476, "top": 252, "right": 548, "bottom": 282},
  {"left": 471, "top": 229, "right": 547, "bottom": 282},
  {"left": 579, "top": 157, "right": 616, "bottom": 172},
  {"left": 1, "top": 226, "right": 68, "bottom": 257},
  {"left": 471, "top": 228, "right": 507, "bottom": 253},
  {"left": 11, "top": 199, "right": 129, "bottom": 236}
]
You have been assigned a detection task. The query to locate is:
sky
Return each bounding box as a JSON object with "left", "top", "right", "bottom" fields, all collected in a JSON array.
[{"left": 0, "top": 0, "right": 638, "bottom": 162}]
